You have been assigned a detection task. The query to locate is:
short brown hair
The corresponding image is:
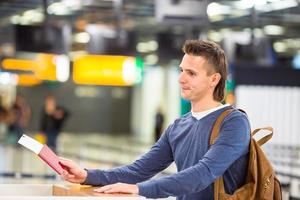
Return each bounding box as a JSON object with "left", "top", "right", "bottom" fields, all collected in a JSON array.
[{"left": 182, "top": 39, "right": 228, "bottom": 102}]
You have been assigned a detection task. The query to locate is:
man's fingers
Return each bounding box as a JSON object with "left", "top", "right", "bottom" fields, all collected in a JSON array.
[
  {"left": 61, "top": 175, "right": 79, "bottom": 184},
  {"left": 94, "top": 186, "right": 108, "bottom": 193},
  {"left": 61, "top": 170, "right": 68, "bottom": 176},
  {"left": 59, "top": 159, "right": 76, "bottom": 171},
  {"left": 60, "top": 171, "right": 68, "bottom": 180},
  {"left": 59, "top": 157, "right": 71, "bottom": 163},
  {"left": 65, "top": 177, "right": 80, "bottom": 184},
  {"left": 66, "top": 174, "right": 75, "bottom": 179},
  {"left": 93, "top": 183, "right": 131, "bottom": 194},
  {"left": 104, "top": 188, "right": 115, "bottom": 194},
  {"left": 94, "top": 185, "right": 112, "bottom": 193},
  {"left": 61, "top": 171, "right": 75, "bottom": 180},
  {"left": 59, "top": 159, "right": 70, "bottom": 166}
]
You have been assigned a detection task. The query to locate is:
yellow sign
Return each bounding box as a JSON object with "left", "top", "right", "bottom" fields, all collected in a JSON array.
[
  {"left": 2, "top": 53, "right": 58, "bottom": 81},
  {"left": 17, "top": 74, "right": 42, "bottom": 86},
  {"left": 73, "top": 55, "right": 138, "bottom": 86},
  {"left": 35, "top": 53, "right": 57, "bottom": 81},
  {"left": 2, "top": 59, "right": 38, "bottom": 72}
]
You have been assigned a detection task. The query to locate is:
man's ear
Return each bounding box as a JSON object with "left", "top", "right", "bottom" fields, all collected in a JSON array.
[{"left": 210, "top": 73, "right": 221, "bottom": 87}]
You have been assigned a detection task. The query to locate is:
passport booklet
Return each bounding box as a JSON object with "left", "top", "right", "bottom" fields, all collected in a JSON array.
[{"left": 18, "top": 134, "right": 64, "bottom": 175}]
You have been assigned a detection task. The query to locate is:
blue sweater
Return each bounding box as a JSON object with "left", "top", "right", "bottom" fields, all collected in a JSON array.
[{"left": 84, "top": 106, "right": 250, "bottom": 199}]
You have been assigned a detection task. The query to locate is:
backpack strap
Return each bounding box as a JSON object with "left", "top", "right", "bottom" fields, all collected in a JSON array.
[
  {"left": 209, "top": 108, "right": 234, "bottom": 145},
  {"left": 252, "top": 127, "right": 273, "bottom": 146},
  {"left": 210, "top": 108, "right": 234, "bottom": 199}
]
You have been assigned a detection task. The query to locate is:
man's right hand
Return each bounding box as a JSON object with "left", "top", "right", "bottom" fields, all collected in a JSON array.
[{"left": 59, "top": 157, "right": 87, "bottom": 184}]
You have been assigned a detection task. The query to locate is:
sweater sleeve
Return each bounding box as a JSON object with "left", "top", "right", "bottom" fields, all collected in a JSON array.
[
  {"left": 82, "top": 126, "right": 174, "bottom": 186},
  {"left": 137, "top": 112, "right": 250, "bottom": 198}
]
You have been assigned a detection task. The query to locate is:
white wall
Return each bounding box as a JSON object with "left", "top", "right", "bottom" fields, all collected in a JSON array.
[
  {"left": 165, "top": 67, "right": 181, "bottom": 125},
  {"left": 131, "top": 66, "right": 180, "bottom": 143},
  {"left": 236, "top": 85, "right": 300, "bottom": 146}
]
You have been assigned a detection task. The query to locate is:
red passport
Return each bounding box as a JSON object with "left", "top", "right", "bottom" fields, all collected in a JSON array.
[{"left": 18, "top": 134, "right": 64, "bottom": 175}]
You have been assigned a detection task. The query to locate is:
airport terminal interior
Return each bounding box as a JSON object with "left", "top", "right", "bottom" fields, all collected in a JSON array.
[{"left": 0, "top": 0, "right": 300, "bottom": 199}]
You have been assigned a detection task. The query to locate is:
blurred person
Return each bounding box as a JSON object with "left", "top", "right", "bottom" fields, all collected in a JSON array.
[
  {"left": 0, "top": 98, "right": 9, "bottom": 141},
  {"left": 154, "top": 107, "right": 164, "bottom": 141},
  {"left": 0, "top": 107, "right": 8, "bottom": 141},
  {"left": 59, "top": 40, "right": 250, "bottom": 200},
  {"left": 40, "top": 95, "right": 68, "bottom": 152},
  {"left": 14, "top": 94, "right": 31, "bottom": 129},
  {"left": 7, "top": 94, "right": 31, "bottom": 143}
]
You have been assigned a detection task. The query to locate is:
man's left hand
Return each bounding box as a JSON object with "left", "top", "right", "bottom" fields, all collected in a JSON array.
[{"left": 94, "top": 183, "right": 139, "bottom": 195}]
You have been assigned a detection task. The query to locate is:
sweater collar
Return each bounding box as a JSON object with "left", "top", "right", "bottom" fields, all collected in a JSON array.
[{"left": 191, "top": 104, "right": 230, "bottom": 120}]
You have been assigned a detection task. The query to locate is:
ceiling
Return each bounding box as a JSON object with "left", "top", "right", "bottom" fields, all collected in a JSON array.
[{"left": 0, "top": 0, "right": 300, "bottom": 56}]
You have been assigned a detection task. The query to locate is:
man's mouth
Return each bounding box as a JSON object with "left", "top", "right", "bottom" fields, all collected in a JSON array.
[{"left": 181, "top": 87, "right": 190, "bottom": 90}]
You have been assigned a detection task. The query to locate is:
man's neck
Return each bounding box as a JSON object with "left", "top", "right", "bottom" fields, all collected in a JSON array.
[{"left": 191, "top": 96, "right": 222, "bottom": 112}]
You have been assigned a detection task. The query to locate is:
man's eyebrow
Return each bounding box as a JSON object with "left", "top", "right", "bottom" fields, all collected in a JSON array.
[
  {"left": 179, "top": 66, "right": 198, "bottom": 73},
  {"left": 185, "top": 68, "right": 197, "bottom": 73}
]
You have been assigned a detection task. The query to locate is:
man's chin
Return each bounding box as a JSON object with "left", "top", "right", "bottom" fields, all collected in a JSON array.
[{"left": 180, "top": 93, "right": 190, "bottom": 100}]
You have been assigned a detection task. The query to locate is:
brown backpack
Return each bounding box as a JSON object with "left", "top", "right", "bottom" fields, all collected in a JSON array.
[{"left": 210, "top": 108, "right": 282, "bottom": 200}]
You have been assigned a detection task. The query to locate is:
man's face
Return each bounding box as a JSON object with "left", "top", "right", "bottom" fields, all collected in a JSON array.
[{"left": 178, "top": 54, "right": 215, "bottom": 102}]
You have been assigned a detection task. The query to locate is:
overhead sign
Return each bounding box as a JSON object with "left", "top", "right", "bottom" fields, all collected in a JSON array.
[
  {"left": 1, "top": 53, "right": 70, "bottom": 86},
  {"left": 73, "top": 55, "right": 143, "bottom": 86}
]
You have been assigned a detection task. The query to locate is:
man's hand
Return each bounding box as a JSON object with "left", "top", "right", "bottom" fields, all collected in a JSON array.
[
  {"left": 59, "top": 157, "right": 87, "bottom": 184},
  {"left": 94, "top": 183, "right": 139, "bottom": 195}
]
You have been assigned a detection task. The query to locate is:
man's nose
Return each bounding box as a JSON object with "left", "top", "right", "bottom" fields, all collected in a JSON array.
[{"left": 179, "top": 72, "right": 186, "bottom": 84}]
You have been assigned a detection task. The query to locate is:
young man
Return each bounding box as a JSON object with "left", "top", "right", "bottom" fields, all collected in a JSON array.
[{"left": 60, "top": 40, "right": 250, "bottom": 200}]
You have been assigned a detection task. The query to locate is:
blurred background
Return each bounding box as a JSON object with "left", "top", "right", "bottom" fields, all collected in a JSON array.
[{"left": 0, "top": 0, "right": 299, "bottom": 199}]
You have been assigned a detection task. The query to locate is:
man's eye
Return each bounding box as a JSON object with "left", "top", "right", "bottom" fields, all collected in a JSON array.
[{"left": 187, "top": 71, "right": 195, "bottom": 76}]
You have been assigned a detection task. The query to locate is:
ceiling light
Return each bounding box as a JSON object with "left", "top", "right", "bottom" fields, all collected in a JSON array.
[
  {"left": 243, "top": 28, "right": 252, "bottom": 33},
  {"left": 208, "top": 31, "right": 223, "bottom": 42},
  {"left": 47, "top": 2, "right": 72, "bottom": 15},
  {"left": 273, "top": 42, "right": 287, "bottom": 53},
  {"left": 207, "top": 2, "right": 231, "bottom": 17},
  {"left": 144, "top": 54, "right": 159, "bottom": 66},
  {"left": 253, "top": 0, "right": 267, "bottom": 6},
  {"left": 19, "top": 19, "right": 31, "bottom": 25},
  {"left": 136, "top": 41, "right": 158, "bottom": 53},
  {"left": 231, "top": 9, "right": 249, "bottom": 17},
  {"left": 10, "top": 15, "right": 21, "bottom": 24},
  {"left": 285, "top": 39, "right": 300, "bottom": 49},
  {"left": 220, "top": 28, "right": 232, "bottom": 34},
  {"left": 263, "top": 25, "right": 285, "bottom": 35},
  {"left": 74, "top": 32, "right": 90, "bottom": 43},
  {"left": 86, "top": 24, "right": 116, "bottom": 38},
  {"left": 62, "top": 0, "right": 82, "bottom": 11},
  {"left": 23, "top": 10, "right": 44, "bottom": 23},
  {"left": 235, "top": 0, "right": 267, "bottom": 9},
  {"left": 270, "top": 0, "right": 298, "bottom": 10},
  {"left": 209, "top": 15, "right": 225, "bottom": 22},
  {"left": 136, "top": 42, "right": 148, "bottom": 53},
  {"left": 254, "top": 28, "right": 265, "bottom": 37},
  {"left": 148, "top": 41, "right": 159, "bottom": 51},
  {"left": 235, "top": 0, "right": 254, "bottom": 9}
]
